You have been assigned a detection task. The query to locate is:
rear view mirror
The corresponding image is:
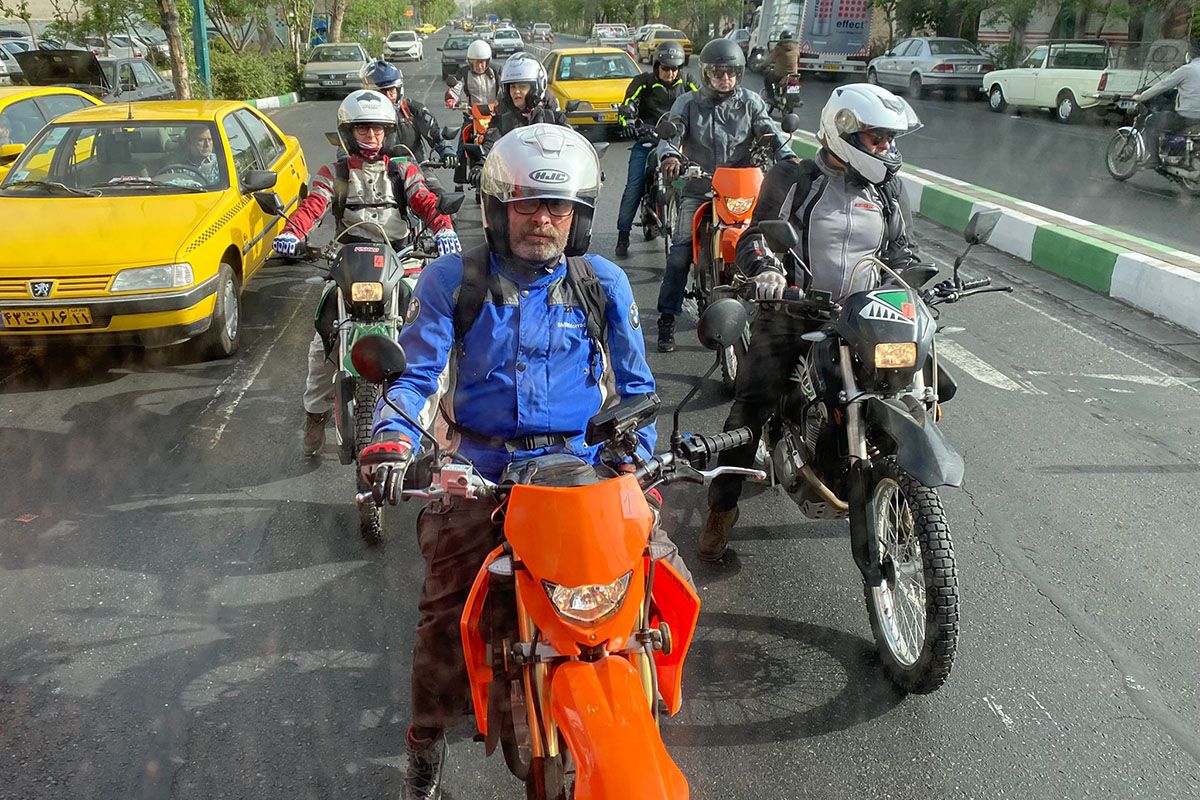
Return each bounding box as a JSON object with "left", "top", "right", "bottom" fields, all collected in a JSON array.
[
  {"left": 351, "top": 334, "right": 408, "bottom": 384},
  {"left": 697, "top": 298, "right": 749, "bottom": 351},
  {"left": 241, "top": 169, "right": 277, "bottom": 193},
  {"left": 656, "top": 118, "right": 680, "bottom": 140},
  {"left": 438, "top": 191, "right": 465, "bottom": 215},
  {"left": 253, "top": 190, "right": 285, "bottom": 216},
  {"left": 965, "top": 209, "right": 1001, "bottom": 245},
  {"left": 444, "top": 74, "right": 458, "bottom": 86},
  {"left": 781, "top": 113, "right": 800, "bottom": 133},
  {"left": 440, "top": 125, "right": 458, "bottom": 141},
  {"left": 758, "top": 220, "right": 799, "bottom": 253},
  {"left": 324, "top": 131, "right": 341, "bottom": 148}
]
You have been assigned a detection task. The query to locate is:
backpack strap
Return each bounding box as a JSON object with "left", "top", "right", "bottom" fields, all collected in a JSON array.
[
  {"left": 398, "top": 98, "right": 413, "bottom": 122},
  {"left": 452, "top": 243, "right": 493, "bottom": 354},
  {"left": 564, "top": 256, "right": 608, "bottom": 347}
]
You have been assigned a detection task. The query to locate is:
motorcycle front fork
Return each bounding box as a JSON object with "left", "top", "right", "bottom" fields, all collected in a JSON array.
[{"left": 838, "top": 343, "right": 883, "bottom": 585}]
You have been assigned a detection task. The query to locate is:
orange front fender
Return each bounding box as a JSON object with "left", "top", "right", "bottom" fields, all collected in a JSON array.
[
  {"left": 718, "top": 224, "right": 746, "bottom": 266},
  {"left": 550, "top": 658, "right": 689, "bottom": 800}
]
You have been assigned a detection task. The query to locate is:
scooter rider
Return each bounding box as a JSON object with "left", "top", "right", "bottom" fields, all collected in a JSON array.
[
  {"left": 355, "top": 124, "right": 693, "bottom": 800},
  {"left": 655, "top": 37, "right": 792, "bottom": 353},
  {"left": 271, "top": 90, "right": 461, "bottom": 457},
  {"left": 1133, "top": 39, "right": 1200, "bottom": 167},
  {"left": 767, "top": 30, "right": 801, "bottom": 106},
  {"left": 366, "top": 59, "right": 457, "bottom": 170},
  {"left": 615, "top": 40, "right": 698, "bottom": 258},
  {"left": 697, "top": 83, "right": 923, "bottom": 561},
  {"left": 481, "top": 54, "right": 568, "bottom": 153}
]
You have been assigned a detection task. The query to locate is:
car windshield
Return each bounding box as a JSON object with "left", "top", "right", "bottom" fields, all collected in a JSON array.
[
  {"left": 310, "top": 46, "right": 362, "bottom": 62},
  {"left": 928, "top": 39, "right": 982, "bottom": 55},
  {"left": 1, "top": 121, "right": 228, "bottom": 194},
  {"left": 534, "top": 24, "right": 550, "bottom": 31},
  {"left": 445, "top": 37, "right": 472, "bottom": 50},
  {"left": 495, "top": 30, "right": 518, "bottom": 40},
  {"left": 657, "top": 31, "right": 687, "bottom": 40},
  {"left": 390, "top": 32, "right": 416, "bottom": 42},
  {"left": 555, "top": 52, "right": 640, "bottom": 81}
]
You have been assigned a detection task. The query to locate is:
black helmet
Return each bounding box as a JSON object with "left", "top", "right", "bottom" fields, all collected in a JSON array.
[
  {"left": 653, "top": 41, "right": 686, "bottom": 70},
  {"left": 780, "top": 30, "right": 794, "bottom": 40},
  {"left": 698, "top": 37, "right": 745, "bottom": 100}
]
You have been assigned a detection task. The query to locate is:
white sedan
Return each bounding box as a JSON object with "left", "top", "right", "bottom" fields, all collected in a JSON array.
[{"left": 384, "top": 30, "right": 423, "bottom": 62}]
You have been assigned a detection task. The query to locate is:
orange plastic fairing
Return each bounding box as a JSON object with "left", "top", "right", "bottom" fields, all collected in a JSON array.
[
  {"left": 648, "top": 559, "right": 701, "bottom": 715},
  {"left": 718, "top": 225, "right": 745, "bottom": 265},
  {"left": 460, "top": 545, "right": 504, "bottom": 736},
  {"left": 711, "top": 165, "right": 763, "bottom": 225},
  {"left": 505, "top": 475, "right": 653, "bottom": 655},
  {"left": 550, "top": 658, "right": 690, "bottom": 800}
]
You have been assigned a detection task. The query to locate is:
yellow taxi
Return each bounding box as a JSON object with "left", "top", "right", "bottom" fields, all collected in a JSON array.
[
  {"left": 543, "top": 47, "right": 643, "bottom": 131},
  {"left": 636, "top": 29, "right": 692, "bottom": 64},
  {"left": 0, "top": 86, "right": 101, "bottom": 181},
  {"left": 0, "top": 100, "right": 308, "bottom": 359},
  {"left": 415, "top": 22, "right": 438, "bottom": 35}
]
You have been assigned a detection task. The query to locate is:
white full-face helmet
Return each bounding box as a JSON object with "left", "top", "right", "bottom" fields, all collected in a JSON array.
[
  {"left": 467, "top": 39, "right": 492, "bottom": 65},
  {"left": 480, "top": 123, "right": 601, "bottom": 258},
  {"left": 818, "top": 84, "right": 922, "bottom": 185},
  {"left": 500, "top": 54, "right": 547, "bottom": 107}
]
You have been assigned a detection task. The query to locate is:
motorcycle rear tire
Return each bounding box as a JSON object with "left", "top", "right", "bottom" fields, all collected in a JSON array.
[
  {"left": 862, "top": 457, "right": 958, "bottom": 694},
  {"left": 355, "top": 382, "right": 384, "bottom": 546}
]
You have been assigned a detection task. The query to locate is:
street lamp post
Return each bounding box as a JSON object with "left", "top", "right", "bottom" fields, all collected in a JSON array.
[{"left": 191, "top": 0, "right": 212, "bottom": 96}]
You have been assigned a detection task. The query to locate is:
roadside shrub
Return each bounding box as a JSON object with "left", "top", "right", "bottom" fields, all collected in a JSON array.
[{"left": 209, "top": 50, "right": 300, "bottom": 101}]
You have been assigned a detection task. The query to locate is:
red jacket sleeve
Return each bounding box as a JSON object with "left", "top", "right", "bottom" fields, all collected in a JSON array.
[
  {"left": 396, "top": 159, "right": 452, "bottom": 233},
  {"left": 284, "top": 162, "right": 335, "bottom": 238}
]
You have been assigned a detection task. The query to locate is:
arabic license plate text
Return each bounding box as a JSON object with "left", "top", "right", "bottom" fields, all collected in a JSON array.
[
  {"left": 1, "top": 307, "right": 93, "bottom": 329},
  {"left": 320, "top": 80, "right": 344, "bottom": 86}
]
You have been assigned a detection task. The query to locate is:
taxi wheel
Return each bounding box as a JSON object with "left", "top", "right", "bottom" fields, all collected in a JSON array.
[{"left": 196, "top": 262, "right": 241, "bottom": 360}]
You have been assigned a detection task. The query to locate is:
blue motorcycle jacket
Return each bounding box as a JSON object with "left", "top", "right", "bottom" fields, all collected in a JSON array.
[{"left": 373, "top": 250, "right": 656, "bottom": 480}]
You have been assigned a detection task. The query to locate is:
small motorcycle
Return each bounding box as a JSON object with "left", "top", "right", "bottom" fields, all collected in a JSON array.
[
  {"left": 1105, "top": 96, "right": 1200, "bottom": 195},
  {"left": 254, "top": 189, "right": 464, "bottom": 544},
  {"left": 351, "top": 308, "right": 765, "bottom": 799},
  {"left": 764, "top": 73, "right": 803, "bottom": 117},
  {"left": 444, "top": 77, "right": 495, "bottom": 199},
  {"left": 723, "top": 209, "right": 1008, "bottom": 693},
  {"left": 618, "top": 106, "right": 676, "bottom": 255}
]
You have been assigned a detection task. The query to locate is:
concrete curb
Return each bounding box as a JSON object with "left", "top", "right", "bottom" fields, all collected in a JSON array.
[
  {"left": 790, "top": 133, "right": 1200, "bottom": 336},
  {"left": 247, "top": 92, "right": 301, "bottom": 110}
]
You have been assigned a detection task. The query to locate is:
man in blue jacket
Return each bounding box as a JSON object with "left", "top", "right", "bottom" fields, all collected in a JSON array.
[{"left": 356, "top": 124, "right": 690, "bottom": 800}]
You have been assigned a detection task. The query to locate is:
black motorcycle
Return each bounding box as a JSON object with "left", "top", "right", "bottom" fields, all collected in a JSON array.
[
  {"left": 618, "top": 106, "right": 676, "bottom": 255},
  {"left": 763, "top": 73, "right": 803, "bottom": 118},
  {"left": 1105, "top": 94, "right": 1200, "bottom": 196},
  {"left": 722, "top": 209, "right": 1008, "bottom": 693}
]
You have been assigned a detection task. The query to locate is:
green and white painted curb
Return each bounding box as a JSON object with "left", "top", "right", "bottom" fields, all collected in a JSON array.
[
  {"left": 247, "top": 92, "right": 300, "bottom": 110},
  {"left": 791, "top": 133, "right": 1200, "bottom": 336}
]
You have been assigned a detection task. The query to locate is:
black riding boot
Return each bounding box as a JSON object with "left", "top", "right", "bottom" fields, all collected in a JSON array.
[
  {"left": 657, "top": 314, "right": 676, "bottom": 353},
  {"left": 403, "top": 727, "right": 446, "bottom": 800}
]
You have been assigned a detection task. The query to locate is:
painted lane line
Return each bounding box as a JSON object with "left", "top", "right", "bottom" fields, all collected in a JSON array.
[
  {"left": 984, "top": 695, "right": 1017, "bottom": 733},
  {"left": 937, "top": 339, "right": 1046, "bottom": 395},
  {"left": 1025, "top": 370, "right": 1198, "bottom": 388}
]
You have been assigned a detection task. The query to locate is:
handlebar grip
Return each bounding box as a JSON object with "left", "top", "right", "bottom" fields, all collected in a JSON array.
[
  {"left": 781, "top": 287, "right": 805, "bottom": 302},
  {"left": 961, "top": 277, "right": 991, "bottom": 291},
  {"left": 697, "top": 427, "right": 754, "bottom": 456}
]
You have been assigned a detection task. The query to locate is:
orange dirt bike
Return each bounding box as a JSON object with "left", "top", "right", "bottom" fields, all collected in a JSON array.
[
  {"left": 444, "top": 77, "right": 494, "bottom": 199},
  {"left": 664, "top": 115, "right": 799, "bottom": 392},
  {"left": 350, "top": 306, "right": 764, "bottom": 799}
]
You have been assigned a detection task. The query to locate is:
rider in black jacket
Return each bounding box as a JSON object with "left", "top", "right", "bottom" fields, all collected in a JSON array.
[
  {"left": 615, "top": 41, "right": 698, "bottom": 258},
  {"left": 481, "top": 53, "right": 568, "bottom": 153},
  {"left": 698, "top": 83, "right": 924, "bottom": 562}
]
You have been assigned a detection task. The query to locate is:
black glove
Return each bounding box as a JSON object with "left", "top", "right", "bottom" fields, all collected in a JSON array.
[
  {"left": 359, "top": 431, "right": 414, "bottom": 506},
  {"left": 440, "top": 148, "right": 459, "bottom": 169}
]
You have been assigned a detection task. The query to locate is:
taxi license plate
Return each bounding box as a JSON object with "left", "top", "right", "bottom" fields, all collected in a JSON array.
[
  {"left": 823, "top": 63, "right": 840, "bottom": 71},
  {"left": 1, "top": 307, "right": 93, "bottom": 329},
  {"left": 320, "top": 80, "right": 344, "bottom": 87}
]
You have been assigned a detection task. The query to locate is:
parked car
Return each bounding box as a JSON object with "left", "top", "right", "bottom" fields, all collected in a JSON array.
[
  {"left": 383, "top": 30, "right": 423, "bottom": 61},
  {"left": 635, "top": 23, "right": 671, "bottom": 41},
  {"left": 982, "top": 40, "right": 1130, "bottom": 123},
  {"left": 867, "top": 37, "right": 994, "bottom": 99},
  {"left": 439, "top": 34, "right": 474, "bottom": 79},
  {"left": 543, "top": 46, "right": 642, "bottom": 135},
  {"left": 16, "top": 50, "right": 175, "bottom": 102},
  {"left": 532, "top": 23, "right": 554, "bottom": 44},
  {"left": 0, "top": 86, "right": 101, "bottom": 180},
  {"left": 0, "top": 100, "right": 309, "bottom": 358},
  {"left": 491, "top": 27, "right": 524, "bottom": 57},
  {"left": 588, "top": 24, "right": 633, "bottom": 48},
  {"left": 0, "top": 40, "right": 24, "bottom": 83},
  {"left": 724, "top": 27, "right": 750, "bottom": 57},
  {"left": 301, "top": 42, "right": 370, "bottom": 100},
  {"left": 636, "top": 28, "right": 692, "bottom": 64}
]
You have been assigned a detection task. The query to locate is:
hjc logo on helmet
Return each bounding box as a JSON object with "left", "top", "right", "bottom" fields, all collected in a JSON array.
[{"left": 529, "top": 169, "right": 569, "bottom": 184}]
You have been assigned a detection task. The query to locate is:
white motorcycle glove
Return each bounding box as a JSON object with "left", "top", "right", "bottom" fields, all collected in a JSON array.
[
  {"left": 434, "top": 229, "right": 461, "bottom": 256},
  {"left": 754, "top": 270, "right": 789, "bottom": 301},
  {"left": 273, "top": 232, "right": 300, "bottom": 256}
]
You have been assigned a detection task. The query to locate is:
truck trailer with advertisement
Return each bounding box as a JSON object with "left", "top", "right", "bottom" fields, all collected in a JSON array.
[{"left": 748, "top": 0, "right": 872, "bottom": 77}]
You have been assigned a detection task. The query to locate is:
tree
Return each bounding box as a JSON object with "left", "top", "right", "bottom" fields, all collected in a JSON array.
[
  {"left": 0, "top": 0, "right": 39, "bottom": 46},
  {"left": 155, "top": 0, "right": 193, "bottom": 99},
  {"left": 329, "top": 0, "right": 349, "bottom": 40}
]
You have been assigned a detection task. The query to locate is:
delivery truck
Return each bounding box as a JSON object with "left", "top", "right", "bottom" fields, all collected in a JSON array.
[{"left": 748, "top": 0, "right": 872, "bottom": 77}]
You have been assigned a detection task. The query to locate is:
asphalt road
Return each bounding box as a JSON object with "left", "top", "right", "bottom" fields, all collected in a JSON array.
[{"left": 1, "top": 29, "right": 1199, "bottom": 800}]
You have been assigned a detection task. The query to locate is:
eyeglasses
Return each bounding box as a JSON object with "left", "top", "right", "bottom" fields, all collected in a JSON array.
[
  {"left": 706, "top": 66, "right": 740, "bottom": 78},
  {"left": 353, "top": 123, "right": 386, "bottom": 136},
  {"left": 859, "top": 129, "right": 897, "bottom": 146},
  {"left": 509, "top": 197, "right": 574, "bottom": 217}
]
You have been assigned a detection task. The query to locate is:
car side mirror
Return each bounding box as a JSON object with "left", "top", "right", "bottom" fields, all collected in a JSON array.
[
  {"left": 885, "top": 49, "right": 894, "bottom": 57},
  {"left": 253, "top": 190, "right": 286, "bottom": 216},
  {"left": 964, "top": 209, "right": 1001, "bottom": 245},
  {"left": 758, "top": 219, "right": 799, "bottom": 253},
  {"left": 242, "top": 169, "right": 278, "bottom": 193},
  {"left": 565, "top": 99, "right": 581, "bottom": 112},
  {"left": 438, "top": 191, "right": 465, "bottom": 215},
  {"left": 0, "top": 142, "right": 25, "bottom": 163},
  {"left": 781, "top": 113, "right": 800, "bottom": 133},
  {"left": 697, "top": 298, "right": 749, "bottom": 351},
  {"left": 351, "top": 333, "right": 408, "bottom": 384}
]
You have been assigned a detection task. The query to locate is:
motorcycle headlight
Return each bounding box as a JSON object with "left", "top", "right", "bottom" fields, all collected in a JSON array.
[
  {"left": 875, "top": 342, "right": 917, "bottom": 369},
  {"left": 351, "top": 281, "right": 383, "bottom": 302},
  {"left": 543, "top": 571, "right": 632, "bottom": 623},
  {"left": 725, "top": 197, "right": 755, "bottom": 215},
  {"left": 110, "top": 263, "right": 193, "bottom": 293}
]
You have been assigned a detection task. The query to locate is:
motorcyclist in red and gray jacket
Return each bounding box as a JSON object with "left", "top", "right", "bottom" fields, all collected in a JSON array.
[{"left": 271, "top": 90, "right": 460, "bottom": 458}]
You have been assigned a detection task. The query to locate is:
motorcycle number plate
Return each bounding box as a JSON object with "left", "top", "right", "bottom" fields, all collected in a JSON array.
[
  {"left": 1, "top": 307, "right": 93, "bottom": 328},
  {"left": 1117, "top": 99, "right": 1137, "bottom": 110},
  {"left": 786, "top": 86, "right": 801, "bottom": 93}
]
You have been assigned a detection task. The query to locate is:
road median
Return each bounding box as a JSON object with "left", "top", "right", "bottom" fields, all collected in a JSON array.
[
  {"left": 791, "top": 132, "right": 1200, "bottom": 336},
  {"left": 247, "top": 92, "right": 301, "bottom": 110}
]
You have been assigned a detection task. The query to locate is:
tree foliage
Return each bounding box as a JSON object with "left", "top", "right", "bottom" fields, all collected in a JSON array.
[{"left": 0, "top": 0, "right": 39, "bottom": 45}]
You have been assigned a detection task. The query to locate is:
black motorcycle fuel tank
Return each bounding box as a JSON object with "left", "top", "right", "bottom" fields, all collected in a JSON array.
[
  {"left": 833, "top": 288, "right": 936, "bottom": 390},
  {"left": 329, "top": 243, "right": 405, "bottom": 309}
]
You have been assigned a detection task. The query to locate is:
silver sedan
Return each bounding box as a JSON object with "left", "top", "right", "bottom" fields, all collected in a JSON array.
[{"left": 867, "top": 37, "right": 995, "bottom": 100}]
